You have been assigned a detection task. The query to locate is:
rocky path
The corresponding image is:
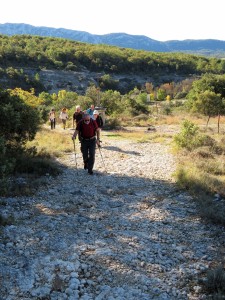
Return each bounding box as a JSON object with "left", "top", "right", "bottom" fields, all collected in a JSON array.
[{"left": 0, "top": 129, "right": 224, "bottom": 300}]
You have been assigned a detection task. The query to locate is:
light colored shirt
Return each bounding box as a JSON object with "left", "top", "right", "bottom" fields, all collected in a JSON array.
[{"left": 59, "top": 112, "right": 68, "bottom": 120}]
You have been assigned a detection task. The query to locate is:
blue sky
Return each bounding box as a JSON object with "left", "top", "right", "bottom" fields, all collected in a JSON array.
[{"left": 0, "top": 0, "right": 224, "bottom": 41}]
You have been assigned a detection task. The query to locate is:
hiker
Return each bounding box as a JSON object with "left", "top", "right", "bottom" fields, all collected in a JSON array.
[
  {"left": 86, "top": 104, "right": 95, "bottom": 119},
  {"left": 93, "top": 110, "right": 103, "bottom": 129},
  {"left": 73, "top": 105, "right": 83, "bottom": 129},
  {"left": 49, "top": 108, "right": 56, "bottom": 129},
  {"left": 59, "top": 108, "right": 68, "bottom": 130},
  {"left": 72, "top": 113, "right": 100, "bottom": 175}
]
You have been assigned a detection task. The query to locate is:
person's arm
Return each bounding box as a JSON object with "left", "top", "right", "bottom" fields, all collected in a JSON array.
[
  {"left": 72, "top": 129, "right": 79, "bottom": 140},
  {"left": 96, "top": 128, "right": 101, "bottom": 146}
]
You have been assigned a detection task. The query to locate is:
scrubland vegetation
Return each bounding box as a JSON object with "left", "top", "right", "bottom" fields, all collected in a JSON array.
[
  {"left": 0, "top": 36, "right": 225, "bottom": 219},
  {"left": 0, "top": 35, "right": 225, "bottom": 297}
]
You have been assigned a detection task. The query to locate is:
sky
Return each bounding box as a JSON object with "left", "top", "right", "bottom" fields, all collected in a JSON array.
[{"left": 0, "top": 0, "right": 224, "bottom": 42}]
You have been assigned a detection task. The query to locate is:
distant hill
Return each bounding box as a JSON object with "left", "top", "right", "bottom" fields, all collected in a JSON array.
[{"left": 1, "top": 23, "right": 225, "bottom": 57}]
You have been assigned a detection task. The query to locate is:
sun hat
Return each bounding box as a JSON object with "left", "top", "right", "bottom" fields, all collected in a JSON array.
[{"left": 93, "top": 110, "right": 99, "bottom": 115}]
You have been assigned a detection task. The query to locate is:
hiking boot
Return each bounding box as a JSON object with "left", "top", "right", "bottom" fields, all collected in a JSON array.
[{"left": 88, "top": 169, "right": 93, "bottom": 175}]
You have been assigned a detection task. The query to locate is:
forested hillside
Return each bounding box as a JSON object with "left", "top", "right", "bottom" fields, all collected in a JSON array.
[
  {"left": 0, "top": 35, "right": 225, "bottom": 95},
  {"left": 1, "top": 23, "right": 225, "bottom": 57}
]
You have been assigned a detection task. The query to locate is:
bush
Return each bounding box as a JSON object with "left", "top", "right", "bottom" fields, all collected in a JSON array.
[
  {"left": 0, "top": 88, "right": 41, "bottom": 178},
  {"left": 104, "top": 117, "right": 121, "bottom": 129},
  {"left": 161, "top": 105, "right": 172, "bottom": 115},
  {"left": 0, "top": 89, "right": 40, "bottom": 145},
  {"left": 174, "top": 119, "right": 207, "bottom": 150}
]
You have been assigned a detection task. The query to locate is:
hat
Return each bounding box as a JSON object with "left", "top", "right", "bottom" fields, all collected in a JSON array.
[{"left": 93, "top": 110, "right": 99, "bottom": 115}]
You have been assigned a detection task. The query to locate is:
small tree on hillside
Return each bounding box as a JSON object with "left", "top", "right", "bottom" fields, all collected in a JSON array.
[
  {"left": 0, "top": 88, "right": 41, "bottom": 177},
  {"left": 193, "top": 90, "right": 223, "bottom": 133}
]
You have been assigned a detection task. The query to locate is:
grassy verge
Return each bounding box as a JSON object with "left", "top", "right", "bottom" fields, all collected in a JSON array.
[
  {"left": 102, "top": 128, "right": 173, "bottom": 144},
  {"left": 173, "top": 123, "right": 225, "bottom": 225}
]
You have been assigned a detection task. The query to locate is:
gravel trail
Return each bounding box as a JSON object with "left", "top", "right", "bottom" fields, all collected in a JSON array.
[{"left": 0, "top": 128, "right": 224, "bottom": 300}]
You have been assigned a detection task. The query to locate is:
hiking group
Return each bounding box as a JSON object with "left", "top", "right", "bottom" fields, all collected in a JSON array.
[{"left": 49, "top": 104, "right": 104, "bottom": 175}]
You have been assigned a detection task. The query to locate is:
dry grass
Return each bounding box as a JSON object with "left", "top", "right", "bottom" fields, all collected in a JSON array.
[
  {"left": 174, "top": 133, "right": 225, "bottom": 225},
  {"left": 28, "top": 127, "right": 73, "bottom": 157},
  {"left": 102, "top": 128, "right": 172, "bottom": 144}
]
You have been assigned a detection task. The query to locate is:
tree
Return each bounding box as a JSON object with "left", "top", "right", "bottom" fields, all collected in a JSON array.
[
  {"left": 85, "top": 86, "right": 99, "bottom": 106},
  {"left": 157, "top": 88, "right": 166, "bottom": 101},
  {"left": 39, "top": 91, "right": 54, "bottom": 106},
  {"left": 100, "top": 90, "right": 121, "bottom": 115},
  {"left": 53, "top": 90, "right": 78, "bottom": 111},
  {"left": 0, "top": 88, "right": 41, "bottom": 177},
  {"left": 194, "top": 90, "right": 223, "bottom": 132},
  {"left": 1, "top": 88, "right": 41, "bottom": 144}
]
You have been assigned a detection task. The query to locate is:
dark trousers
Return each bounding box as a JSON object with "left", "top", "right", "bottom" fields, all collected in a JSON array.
[
  {"left": 62, "top": 119, "right": 66, "bottom": 129},
  {"left": 81, "top": 138, "right": 96, "bottom": 171},
  {"left": 50, "top": 119, "right": 55, "bottom": 129}
]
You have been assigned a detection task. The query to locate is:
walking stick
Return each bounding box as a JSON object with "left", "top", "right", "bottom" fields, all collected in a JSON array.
[{"left": 98, "top": 143, "right": 107, "bottom": 173}]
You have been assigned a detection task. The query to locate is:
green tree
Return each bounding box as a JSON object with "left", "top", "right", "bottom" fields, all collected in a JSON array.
[
  {"left": 100, "top": 90, "right": 122, "bottom": 115},
  {"left": 0, "top": 88, "right": 41, "bottom": 177},
  {"left": 39, "top": 91, "right": 54, "bottom": 106},
  {"left": 53, "top": 90, "right": 78, "bottom": 111},
  {"left": 85, "top": 86, "right": 100, "bottom": 106},
  {"left": 157, "top": 88, "right": 166, "bottom": 101},
  {"left": 194, "top": 90, "right": 223, "bottom": 132}
]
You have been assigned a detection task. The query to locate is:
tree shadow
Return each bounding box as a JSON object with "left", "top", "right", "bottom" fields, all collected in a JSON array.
[{"left": 102, "top": 145, "right": 141, "bottom": 156}]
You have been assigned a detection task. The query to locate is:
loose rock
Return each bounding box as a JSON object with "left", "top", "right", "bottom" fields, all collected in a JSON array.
[{"left": 0, "top": 133, "right": 224, "bottom": 299}]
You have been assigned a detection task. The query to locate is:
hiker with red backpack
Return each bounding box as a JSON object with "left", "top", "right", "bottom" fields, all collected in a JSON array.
[{"left": 72, "top": 113, "right": 100, "bottom": 175}]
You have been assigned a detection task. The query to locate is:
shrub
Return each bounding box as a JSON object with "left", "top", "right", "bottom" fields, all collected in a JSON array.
[
  {"left": 174, "top": 119, "right": 207, "bottom": 150},
  {"left": 0, "top": 89, "right": 40, "bottom": 145},
  {"left": 161, "top": 105, "right": 172, "bottom": 115},
  {"left": 104, "top": 117, "right": 121, "bottom": 129},
  {"left": 0, "top": 88, "right": 41, "bottom": 178}
]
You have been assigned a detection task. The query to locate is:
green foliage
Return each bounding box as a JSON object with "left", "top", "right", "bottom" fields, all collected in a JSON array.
[
  {"left": 0, "top": 89, "right": 40, "bottom": 144},
  {"left": 157, "top": 88, "right": 166, "bottom": 101},
  {"left": 0, "top": 136, "right": 15, "bottom": 177},
  {"left": 119, "top": 88, "right": 150, "bottom": 116},
  {"left": 15, "top": 151, "right": 61, "bottom": 176},
  {"left": 187, "top": 73, "right": 225, "bottom": 102},
  {"left": 85, "top": 86, "right": 100, "bottom": 106},
  {"left": 52, "top": 90, "right": 78, "bottom": 111},
  {"left": 174, "top": 120, "right": 207, "bottom": 150},
  {"left": 161, "top": 105, "right": 172, "bottom": 115},
  {"left": 99, "top": 74, "right": 119, "bottom": 90},
  {"left": 191, "top": 90, "right": 223, "bottom": 117},
  {"left": 39, "top": 91, "right": 54, "bottom": 106},
  {"left": 0, "top": 35, "right": 224, "bottom": 83},
  {"left": 100, "top": 90, "right": 122, "bottom": 115},
  {"left": 0, "top": 88, "right": 41, "bottom": 179},
  {"left": 174, "top": 91, "right": 188, "bottom": 99},
  {"left": 104, "top": 117, "right": 121, "bottom": 129}
]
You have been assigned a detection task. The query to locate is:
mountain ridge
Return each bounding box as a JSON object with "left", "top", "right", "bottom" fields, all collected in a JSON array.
[{"left": 1, "top": 23, "right": 225, "bottom": 56}]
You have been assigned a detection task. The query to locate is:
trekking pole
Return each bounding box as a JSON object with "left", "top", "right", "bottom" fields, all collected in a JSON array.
[
  {"left": 98, "top": 142, "right": 107, "bottom": 173},
  {"left": 73, "top": 139, "right": 78, "bottom": 173}
]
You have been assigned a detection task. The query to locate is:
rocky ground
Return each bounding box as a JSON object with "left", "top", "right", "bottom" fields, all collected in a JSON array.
[{"left": 0, "top": 127, "right": 224, "bottom": 300}]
